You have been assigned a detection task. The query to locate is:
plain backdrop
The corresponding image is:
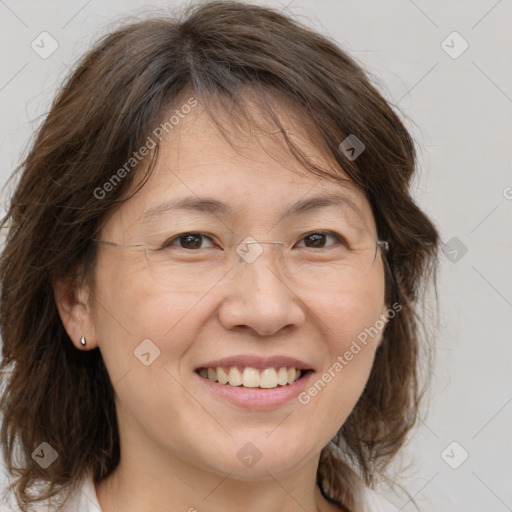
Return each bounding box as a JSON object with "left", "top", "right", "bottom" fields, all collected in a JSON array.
[{"left": 0, "top": 1, "right": 511, "bottom": 511}]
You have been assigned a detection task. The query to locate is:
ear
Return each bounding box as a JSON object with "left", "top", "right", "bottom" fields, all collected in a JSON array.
[{"left": 53, "top": 275, "right": 97, "bottom": 350}]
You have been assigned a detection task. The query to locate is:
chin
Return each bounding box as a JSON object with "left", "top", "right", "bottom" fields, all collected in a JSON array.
[{"left": 194, "top": 441, "right": 316, "bottom": 481}]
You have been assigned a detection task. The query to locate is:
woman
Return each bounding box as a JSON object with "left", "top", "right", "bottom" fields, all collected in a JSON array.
[{"left": 0, "top": 1, "right": 440, "bottom": 511}]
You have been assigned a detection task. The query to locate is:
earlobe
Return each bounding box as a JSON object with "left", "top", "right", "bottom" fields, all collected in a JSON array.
[{"left": 53, "top": 276, "right": 96, "bottom": 350}]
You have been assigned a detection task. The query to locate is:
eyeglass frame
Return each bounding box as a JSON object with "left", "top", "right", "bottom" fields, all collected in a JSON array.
[{"left": 91, "top": 237, "right": 390, "bottom": 262}]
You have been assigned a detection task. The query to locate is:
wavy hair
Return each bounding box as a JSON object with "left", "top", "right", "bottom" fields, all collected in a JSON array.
[{"left": 0, "top": 1, "right": 440, "bottom": 510}]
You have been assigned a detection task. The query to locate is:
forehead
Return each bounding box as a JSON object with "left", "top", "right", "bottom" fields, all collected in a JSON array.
[{"left": 107, "top": 96, "right": 376, "bottom": 235}]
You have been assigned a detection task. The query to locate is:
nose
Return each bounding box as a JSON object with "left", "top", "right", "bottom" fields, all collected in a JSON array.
[{"left": 217, "top": 241, "right": 306, "bottom": 336}]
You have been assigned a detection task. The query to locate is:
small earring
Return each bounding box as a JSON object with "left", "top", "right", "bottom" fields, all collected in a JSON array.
[{"left": 80, "top": 336, "right": 87, "bottom": 347}]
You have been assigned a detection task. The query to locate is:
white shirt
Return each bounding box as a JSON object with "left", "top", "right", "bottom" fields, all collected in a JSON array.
[
  {"left": 1, "top": 474, "right": 100, "bottom": 512},
  {"left": 62, "top": 474, "right": 102, "bottom": 512}
]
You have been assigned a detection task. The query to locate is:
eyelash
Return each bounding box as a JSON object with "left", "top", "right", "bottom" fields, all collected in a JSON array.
[{"left": 161, "top": 231, "right": 348, "bottom": 250}]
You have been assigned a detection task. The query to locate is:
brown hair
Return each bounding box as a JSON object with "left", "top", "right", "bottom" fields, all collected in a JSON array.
[{"left": 0, "top": 1, "right": 440, "bottom": 510}]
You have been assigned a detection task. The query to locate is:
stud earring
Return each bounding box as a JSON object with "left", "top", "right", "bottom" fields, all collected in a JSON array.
[{"left": 80, "top": 336, "right": 87, "bottom": 347}]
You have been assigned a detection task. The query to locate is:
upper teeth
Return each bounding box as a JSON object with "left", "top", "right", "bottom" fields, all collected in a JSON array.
[{"left": 198, "top": 366, "right": 302, "bottom": 388}]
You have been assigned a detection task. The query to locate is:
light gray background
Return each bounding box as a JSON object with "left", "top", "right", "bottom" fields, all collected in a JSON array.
[{"left": 0, "top": 1, "right": 511, "bottom": 511}]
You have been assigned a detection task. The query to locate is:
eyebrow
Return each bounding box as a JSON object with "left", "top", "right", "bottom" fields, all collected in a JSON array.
[{"left": 140, "top": 191, "right": 366, "bottom": 223}]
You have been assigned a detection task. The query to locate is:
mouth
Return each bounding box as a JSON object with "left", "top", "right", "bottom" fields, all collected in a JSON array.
[
  {"left": 195, "top": 366, "right": 314, "bottom": 389},
  {"left": 193, "top": 356, "right": 315, "bottom": 410}
]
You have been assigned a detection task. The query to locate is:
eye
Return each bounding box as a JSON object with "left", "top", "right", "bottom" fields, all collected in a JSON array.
[
  {"left": 163, "top": 232, "right": 217, "bottom": 250},
  {"left": 295, "top": 231, "right": 347, "bottom": 249}
]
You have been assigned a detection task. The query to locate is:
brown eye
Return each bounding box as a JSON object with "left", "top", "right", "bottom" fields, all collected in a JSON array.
[
  {"left": 296, "top": 231, "right": 344, "bottom": 249},
  {"left": 165, "top": 233, "right": 216, "bottom": 250}
]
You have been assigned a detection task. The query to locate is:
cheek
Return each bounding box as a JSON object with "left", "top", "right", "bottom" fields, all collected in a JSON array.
[
  {"left": 331, "top": 291, "right": 385, "bottom": 353},
  {"left": 91, "top": 277, "right": 205, "bottom": 446},
  {"left": 322, "top": 287, "right": 384, "bottom": 391},
  {"left": 92, "top": 257, "right": 202, "bottom": 380},
  {"left": 312, "top": 267, "right": 387, "bottom": 358},
  {"left": 298, "top": 270, "right": 386, "bottom": 424}
]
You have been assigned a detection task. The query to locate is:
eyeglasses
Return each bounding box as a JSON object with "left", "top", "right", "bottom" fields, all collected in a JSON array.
[{"left": 92, "top": 228, "right": 389, "bottom": 292}]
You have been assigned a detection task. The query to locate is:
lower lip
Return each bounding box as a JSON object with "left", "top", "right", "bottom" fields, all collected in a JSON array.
[{"left": 195, "top": 371, "right": 314, "bottom": 411}]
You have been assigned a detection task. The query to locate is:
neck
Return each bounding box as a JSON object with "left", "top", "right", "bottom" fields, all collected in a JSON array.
[{"left": 95, "top": 448, "right": 339, "bottom": 512}]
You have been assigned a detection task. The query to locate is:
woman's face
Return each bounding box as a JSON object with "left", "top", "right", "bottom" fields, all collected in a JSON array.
[{"left": 82, "top": 99, "right": 388, "bottom": 481}]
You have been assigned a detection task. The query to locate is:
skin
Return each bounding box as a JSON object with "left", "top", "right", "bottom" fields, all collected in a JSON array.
[{"left": 55, "top": 94, "right": 389, "bottom": 512}]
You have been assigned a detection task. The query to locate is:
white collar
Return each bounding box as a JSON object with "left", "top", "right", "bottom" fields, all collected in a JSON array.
[{"left": 70, "top": 473, "right": 102, "bottom": 512}]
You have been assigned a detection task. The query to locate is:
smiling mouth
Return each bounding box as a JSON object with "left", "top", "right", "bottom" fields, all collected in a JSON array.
[{"left": 195, "top": 366, "right": 313, "bottom": 389}]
